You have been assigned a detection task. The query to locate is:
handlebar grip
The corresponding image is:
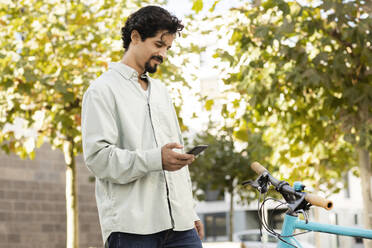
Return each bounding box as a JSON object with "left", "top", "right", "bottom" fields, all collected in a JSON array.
[
  {"left": 305, "top": 193, "right": 333, "bottom": 210},
  {"left": 251, "top": 162, "right": 268, "bottom": 175}
]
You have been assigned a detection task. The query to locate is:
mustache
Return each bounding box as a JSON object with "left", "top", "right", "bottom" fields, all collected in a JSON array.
[{"left": 151, "top": 56, "right": 163, "bottom": 64}]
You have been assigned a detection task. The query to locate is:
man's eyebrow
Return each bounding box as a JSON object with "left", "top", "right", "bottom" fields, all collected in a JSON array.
[{"left": 156, "top": 40, "right": 171, "bottom": 49}]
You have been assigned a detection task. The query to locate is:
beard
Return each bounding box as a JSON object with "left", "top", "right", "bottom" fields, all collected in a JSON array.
[
  {"left": 144, "top": 56, "right": 163, "bottom": 73},
  {"left": 145, "top": 62, "right": 158, "bottom": 73}
]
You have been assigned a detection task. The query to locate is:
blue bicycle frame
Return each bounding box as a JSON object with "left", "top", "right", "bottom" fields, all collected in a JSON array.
[
  {"left": 278, "top": 213, "right": 372, "bottom": 248},
  {"left": 244, "top": 162, "right": 372, "bottom": 248}
]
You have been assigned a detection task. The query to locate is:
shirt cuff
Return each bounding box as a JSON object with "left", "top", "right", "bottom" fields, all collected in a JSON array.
[
  {"left": 146, "top": 147, "right": 163, "bottom": 172},
  {"left": 193, "top": 211, "right": 200, "bottom": 221}
]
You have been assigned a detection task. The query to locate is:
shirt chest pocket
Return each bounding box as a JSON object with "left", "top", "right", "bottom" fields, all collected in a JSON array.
[{"left": 152, "top": 104, "right": 179, "bottom": 142}]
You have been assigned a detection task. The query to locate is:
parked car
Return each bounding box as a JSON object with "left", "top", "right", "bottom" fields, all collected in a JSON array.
[{"left": 233, "top": 229, "right": 315, "bottom": 248}]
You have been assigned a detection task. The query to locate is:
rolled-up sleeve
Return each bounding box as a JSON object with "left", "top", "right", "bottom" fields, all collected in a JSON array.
[{"left": 81, "top": 88, "right": 162, "bottom": 185}]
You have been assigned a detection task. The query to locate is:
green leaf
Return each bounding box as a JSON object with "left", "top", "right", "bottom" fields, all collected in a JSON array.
[
  {"left": 205, "top": 99, "right": 214, "bottom": 111},
  {"left": 290, "top": 148, "right": 304, "bottom": 157},
  {"left": 36, "top": 135, "right": 45, "bottom": 148},
  {"left": 63, "top": 92, "right": 75, "bottom": 102},
  {"left": 278, "top": 1, "right": 290, "bottom": 16},
  {"left": 231, "top": 30, "right": 242, "bottom": 43},
  {"left": 234, "top": 129, "right": 249, "bottom": 142},
  {"left": 192, "top": 0, "right": 203, "bottom": 13},
  {"left": 29, "top": 151, "right": 35, "bottom": 160},
  {"left": 262, "top": 0, "right": 276, "bottom": 10},
  {"left": 209, "top": 0, "right": 220, "bottom": 12}
]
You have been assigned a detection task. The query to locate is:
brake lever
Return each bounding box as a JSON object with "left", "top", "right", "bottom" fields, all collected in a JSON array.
[
  {"left": 286, "top": 193, "right": 312, "bottom": 214},
  {"left": 242, "top": 172, "right": 270, "bottom": 194}
]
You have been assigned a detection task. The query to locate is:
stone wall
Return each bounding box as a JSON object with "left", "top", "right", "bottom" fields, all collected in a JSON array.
[{"left": 0, "top": 144, "right": 102, "bottom": 248}]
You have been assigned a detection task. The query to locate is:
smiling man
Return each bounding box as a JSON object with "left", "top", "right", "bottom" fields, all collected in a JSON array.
[{"left": 81, "top": 5, "right": 204, "bottom": 248}]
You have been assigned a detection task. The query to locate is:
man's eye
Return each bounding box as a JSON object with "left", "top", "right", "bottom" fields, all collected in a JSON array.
[{"left": 155, "top": 43, "right": 162, "bottom": 48}]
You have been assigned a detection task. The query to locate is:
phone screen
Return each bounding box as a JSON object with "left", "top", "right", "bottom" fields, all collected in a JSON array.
[{"left": 186, "top": 145, "right": 208, "bottom": 156}]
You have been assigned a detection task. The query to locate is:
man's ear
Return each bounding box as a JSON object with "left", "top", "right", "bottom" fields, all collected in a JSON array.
[{"left": 131, "top": 30, "right": 141, "bottom": 45}]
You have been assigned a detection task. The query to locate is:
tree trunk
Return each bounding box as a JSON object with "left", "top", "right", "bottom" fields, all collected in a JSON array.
[
  {"left": 64, "top": 141, "right": 79, "bottom": 248},
  {"left": 312, "top": 164, "right": 321, "bottom": 248},
  {"left": 358, "top": 148, "right": 372, "bottom": 248},
  {"left": 313, "top": 208, "right": 321, "bottom": 248},
  {"left": 229, "top": 190, "right": 234, "bottom": 241}
]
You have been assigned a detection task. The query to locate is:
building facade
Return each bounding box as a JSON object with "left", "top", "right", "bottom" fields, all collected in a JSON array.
[{"left": 0, "top": 144, "right": 102, "bottom": 248}]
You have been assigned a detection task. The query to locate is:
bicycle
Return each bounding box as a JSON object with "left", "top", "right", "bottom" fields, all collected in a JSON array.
[{"left": 242, "top": 162, "right": 372, "bottom": 248}]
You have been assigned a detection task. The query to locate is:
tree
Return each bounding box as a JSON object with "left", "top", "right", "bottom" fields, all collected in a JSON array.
[
  {"left": 0, "top": 0, "right": 201, "bottom": 247},
  {"left": 213, "top": 0, "right": 371, "bottom": 244},
  {"left": 188, "top": 118, "right": 272, "bottom": 241}
]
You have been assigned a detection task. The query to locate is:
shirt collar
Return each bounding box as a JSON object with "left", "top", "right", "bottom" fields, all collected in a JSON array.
[{"left": 109, "top": 62, "right": 140, "bottom": 80}]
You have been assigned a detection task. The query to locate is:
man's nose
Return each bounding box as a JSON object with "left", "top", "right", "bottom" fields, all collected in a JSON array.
[{"left": 159, "top": 49, "right": 167, "bottom": 60}]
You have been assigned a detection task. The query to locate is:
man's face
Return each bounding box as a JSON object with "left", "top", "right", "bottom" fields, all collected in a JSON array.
[{"left": 134, "top": 30, "right": 175, "bottom": 74}]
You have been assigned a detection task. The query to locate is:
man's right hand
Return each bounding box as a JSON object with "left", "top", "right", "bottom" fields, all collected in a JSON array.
[{"left": 161, "top": 143, "right": 195, "bottom": 171}]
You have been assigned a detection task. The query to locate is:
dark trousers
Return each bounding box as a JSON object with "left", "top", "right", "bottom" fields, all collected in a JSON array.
[{"left": 106, "top": 228, "right": 203, "bottom": 248}]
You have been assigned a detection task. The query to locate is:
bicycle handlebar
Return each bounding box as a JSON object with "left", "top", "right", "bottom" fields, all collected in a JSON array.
[
  {"left": 250, "top": 162, "right": 333, "bottom": 210},
  {"left": 251, "top": 162, "right": 301, "bottom": 197},
  {"left": 305, "top": 193, "right": 333, "bottom": 210},
  {"left": 251, "top": 161, "right": 268, "bottom": 175}
]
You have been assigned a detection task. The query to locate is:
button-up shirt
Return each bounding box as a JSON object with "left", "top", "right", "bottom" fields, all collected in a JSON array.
[{"left": 81, "top": 62, "right": 198, "bottom": 244}]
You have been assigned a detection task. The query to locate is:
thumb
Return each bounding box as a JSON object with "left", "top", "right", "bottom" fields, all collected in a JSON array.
[{"left": 165, "top": 143, "right": 183, "bottom": 149}]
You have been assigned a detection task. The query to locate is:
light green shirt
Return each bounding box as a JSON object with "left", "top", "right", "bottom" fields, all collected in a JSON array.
[{"left": 81, "top": 62, "right": 198, "bottom": 244}]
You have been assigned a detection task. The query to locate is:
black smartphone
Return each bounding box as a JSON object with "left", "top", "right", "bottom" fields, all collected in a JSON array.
[{"left": 186, "top": 145, "right": 208, "bottom": 156}]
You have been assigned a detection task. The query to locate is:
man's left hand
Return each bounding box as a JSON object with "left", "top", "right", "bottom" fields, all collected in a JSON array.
[{"left": 194, "top": 220, "right": 204, "bottom": 240}]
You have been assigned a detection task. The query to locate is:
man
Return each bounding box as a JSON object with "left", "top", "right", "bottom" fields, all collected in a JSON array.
[{"left": 81, "top": 5, "right": 204, "bottom": 248}]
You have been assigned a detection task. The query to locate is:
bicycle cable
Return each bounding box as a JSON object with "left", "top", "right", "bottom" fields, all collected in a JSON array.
[
  {"left": 257, "top": 191, "right": 312, "bottom": 248},
  {"left": 259, "top": 196, "right": 298, "bottom": 247}
]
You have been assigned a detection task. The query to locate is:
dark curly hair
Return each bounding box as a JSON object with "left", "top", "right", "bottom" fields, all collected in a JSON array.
[{"left": 121, "top": 6, "right": 184, "bottom": 50}]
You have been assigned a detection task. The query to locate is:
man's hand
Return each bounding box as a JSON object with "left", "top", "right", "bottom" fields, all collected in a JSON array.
[
  {"left": 194, "top": 220, "right": 204, "bottom": 240},
  {"left": 161, "top": 143, "right": 195, "bottom": 171}
]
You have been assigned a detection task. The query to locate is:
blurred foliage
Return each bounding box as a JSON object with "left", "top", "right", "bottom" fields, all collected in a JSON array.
[
  {"left": 0, "top": 0, "right": 203, "bottom": 158},
  {"left": 209, "top": 0, "right": 371, "bottom": 194},
  {"left": 188, "top": 121, "right": 272, "bottom": 203},
  {"left": 187, "top": 119, "right": 273, "bottom": 241}
]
